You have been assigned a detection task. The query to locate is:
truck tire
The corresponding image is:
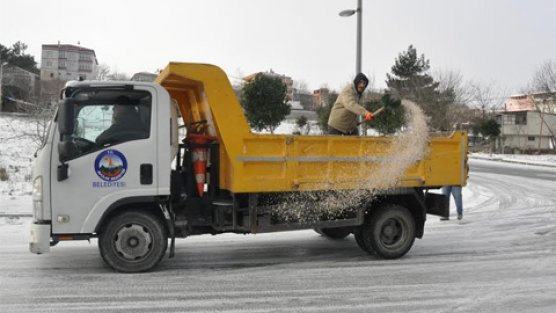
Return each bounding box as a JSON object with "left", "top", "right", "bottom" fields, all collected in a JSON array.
[
  {"left": 315, "top": 227, "right": 352, "bottom": 239},
  {"left": 358, "top": 204, "right": 415, "bottom": 259},
  {"left": 98, "top": 211, "right": 168, "bottom": 273}
]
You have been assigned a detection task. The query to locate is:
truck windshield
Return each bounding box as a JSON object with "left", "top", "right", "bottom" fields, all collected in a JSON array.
[{"left": 65, "top": 89, "right": 152, "bottom": 159}]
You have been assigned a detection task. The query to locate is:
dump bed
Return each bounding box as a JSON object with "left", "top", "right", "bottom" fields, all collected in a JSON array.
[{"left": 156, "top": 62, "right": 467, "bottom": 193}]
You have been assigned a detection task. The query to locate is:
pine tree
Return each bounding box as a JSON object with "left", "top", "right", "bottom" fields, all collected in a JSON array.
[
  {"left": 363, "top": 95, "right": 406, "bottom": 135},
  {"left": 386, "top": 45, "right": 455, "bottom": 130},
  {"left": 0, "top": 41, "right": 39, "bottom": 74},
  {"left": 240, "top": 73, "right": 290, "bottom": 134},
  {"left": 316, "top": 91, "right": 338, "bottom": 133},
  {"left": 480, "top": 119, "right": 501, "bottom": 153}
]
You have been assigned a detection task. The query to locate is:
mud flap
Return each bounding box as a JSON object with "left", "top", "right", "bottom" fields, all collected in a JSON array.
[
  {"left": 159, "top": 203, "right": 176, "bottom": 258},
  {"left": 424, "top": 192, "right": 449, "bottom": 218}
]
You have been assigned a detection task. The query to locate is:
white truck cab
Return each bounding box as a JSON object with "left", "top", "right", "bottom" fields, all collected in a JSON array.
[{"left": 30, "top": 80, "right": 178, "bottom": 271}]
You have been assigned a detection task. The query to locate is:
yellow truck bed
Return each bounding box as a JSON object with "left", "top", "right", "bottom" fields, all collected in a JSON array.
[{"left": 157, "top": 62, "right": 467, "bottom": 193}]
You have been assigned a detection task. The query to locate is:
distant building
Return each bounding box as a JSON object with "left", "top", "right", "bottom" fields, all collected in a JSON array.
[
  {"left": 131, "top": 72, "right": 158, "bottom": 82},
  {"left": 293, "top": 92, "right": 314, "bottom": 111},
  {"left": 504, "top": 92, "right": 556, "bottom": 113},
  {"left": 40, "top": 44, "right": 98, "bottom": 81},
  {"left": 312, "top": 88, "right": 330, "bottom": 110},
  {"left": 244, "top": 69, "right": 294, "bottom": 101},
  {"left": 495, "top": 111, "right": 556, "bottom": 151}
]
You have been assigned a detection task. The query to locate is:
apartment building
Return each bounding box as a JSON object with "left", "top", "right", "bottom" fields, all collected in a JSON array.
[
  {"left": 40, "top": 44, "right": 98, "bottom": 81},
  {"left": 244, "top": 69, "right": 294, "bottom": 101},
  {"left": 312, "top": 88, "right": 330, "bottom": 110}
]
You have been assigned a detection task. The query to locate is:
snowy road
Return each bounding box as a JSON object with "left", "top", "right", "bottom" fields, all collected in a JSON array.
[{"left": 0, "top": 159, "right": 555, "bottom": 312}]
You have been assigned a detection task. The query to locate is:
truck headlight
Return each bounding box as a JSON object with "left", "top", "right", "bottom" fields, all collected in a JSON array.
[{"left": 32, "top": 176, "right": 44, "bottom": 220}]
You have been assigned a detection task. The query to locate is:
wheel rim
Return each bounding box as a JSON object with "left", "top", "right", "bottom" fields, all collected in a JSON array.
[
  {"left": 114, "top": 224, "right": 153, "bottom": 261},
  {"left": 379, "top": 217, "right": 406, "bottom": 248}
]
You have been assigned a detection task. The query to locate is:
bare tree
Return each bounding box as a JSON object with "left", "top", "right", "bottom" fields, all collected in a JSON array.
[
  {"left": 108, "top": 70, "right": 130, "bottom": 81},
  {"left": 432, "top": 69, "right": 476, "bottom": 128},
  {"left": 95, "top": 63, "right": 111, "bottom": 81},
  {"left": 530, "top": 60, "right": 556, "bottom": 93},
  {"left": 293, "top": 80, "right": 309, "bottom": 94},
  {"left": 470, "top": 82, "right": 506, "bottom": 119},
  {"left": 434, "top": 69, "right": 474, "bottom": 105},
  {"left": 24, "top": 79, "right": 66, "bottom": 147},
  {"left": 28, "top": 103, "right": 56, "bottom": 147},
  {"left": 1, "top": 86, "right": 57, "bottom": 149}
]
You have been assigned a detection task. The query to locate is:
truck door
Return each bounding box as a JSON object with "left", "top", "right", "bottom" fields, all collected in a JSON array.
[{"left": 50, "top": 87, "right": 158, "bottom": 234}]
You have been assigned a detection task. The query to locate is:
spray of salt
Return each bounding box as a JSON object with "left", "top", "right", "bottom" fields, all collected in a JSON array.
[{"left": 272, "top": 100, "right": 430, "bottom": 223}]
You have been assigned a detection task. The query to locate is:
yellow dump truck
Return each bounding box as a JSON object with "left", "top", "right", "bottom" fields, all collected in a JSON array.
[{"left": 30, "top": 62, "right": 468, "bottom": 272}]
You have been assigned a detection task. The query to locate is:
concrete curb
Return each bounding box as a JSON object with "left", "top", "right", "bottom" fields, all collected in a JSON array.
[{"left": 469, "top": 155, "right": 556, "bottom": 168}]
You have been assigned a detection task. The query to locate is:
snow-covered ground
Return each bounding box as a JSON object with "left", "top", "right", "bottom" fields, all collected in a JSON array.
[{"left": 0, "top": 114, "right": 41, "bottom": 217}]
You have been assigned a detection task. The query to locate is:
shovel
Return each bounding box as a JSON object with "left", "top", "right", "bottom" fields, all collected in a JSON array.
[{"left": 357, "top": 91, "right": 402, "bottom": 125}]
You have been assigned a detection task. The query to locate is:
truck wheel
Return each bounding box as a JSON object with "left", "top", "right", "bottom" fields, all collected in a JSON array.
[
  {"left": 359, "top": 205, "right": 415, "bottom": 259},
  {"left": 315, "top": 227, "right": 351, "bottom": 239},
  {"left": 98, "top": 211, "right": 168, "bottom": 272}
]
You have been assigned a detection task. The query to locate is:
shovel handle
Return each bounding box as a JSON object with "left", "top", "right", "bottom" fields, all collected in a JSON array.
[{"left": 357, "top": 107, "right": 385, "bottom": 125}]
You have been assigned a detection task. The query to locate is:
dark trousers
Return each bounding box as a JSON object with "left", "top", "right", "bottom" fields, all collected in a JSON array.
[{"left": 327, "top": 126, "right": 358, "bottom": 136}]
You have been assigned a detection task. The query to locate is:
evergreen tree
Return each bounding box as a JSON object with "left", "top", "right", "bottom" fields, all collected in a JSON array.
[
  {"left": 480, "top": 118, "right": 501, "bottom": 152},
  {"left": 240, "top": 73, "right": 290, "bottom": 134},
  {"left": 0, "top": 44, "right": 8, "bottom": 61},
  {"left": 480, "top": 118, "right": 501, "bottom": 139},
  {"left": 316, "top": 91, "right": 338, "bottom": 133},
  {"left": 0, "top": 41, "right": 39, "bottom": 74},
  {"left": 364, "top": 95, "right": 405, "bottom": 135},
  {"left": 386, "top": 45, "right": 454, "bottom": 130},
  {"left": 294, "top": 115, "right": 309, "bottom": 135},
  {"left": 296, "top": 115, "right": 308, "bottom": 129}
]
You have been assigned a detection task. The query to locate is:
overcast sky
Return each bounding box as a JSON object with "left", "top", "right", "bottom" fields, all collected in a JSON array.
[{"left": 1, "top": 0, "right": 554, "bottom": 94}]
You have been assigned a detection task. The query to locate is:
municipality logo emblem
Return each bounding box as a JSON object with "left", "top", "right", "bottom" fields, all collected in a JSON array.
[{"left": 94, "top": 149, "right": 128, "bottom": 182}]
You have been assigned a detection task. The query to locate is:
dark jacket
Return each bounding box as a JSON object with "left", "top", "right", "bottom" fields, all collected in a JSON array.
[{"left": 96, "top": 111, "right": 147, "bottom": 145}]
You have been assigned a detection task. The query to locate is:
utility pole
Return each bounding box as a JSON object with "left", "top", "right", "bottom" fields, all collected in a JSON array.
[
  {"left": 0, "top": 61, "right": 9, "bottom": 112},
  {"left": 340, "top": 0, "right": 364, "bottom": 135}
]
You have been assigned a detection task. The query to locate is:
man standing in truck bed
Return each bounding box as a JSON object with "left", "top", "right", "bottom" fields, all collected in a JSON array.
[{"left": 327, "top": 73, "right": 378, "bottom": 136}]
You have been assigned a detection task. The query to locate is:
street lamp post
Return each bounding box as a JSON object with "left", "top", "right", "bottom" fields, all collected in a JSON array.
[
  {"left": 339, "top": 0, "right": 362, "bottom": 74},
  {"left": 340, "top": 0, "right": 364, "bottom": 134},
  {"left": 0, "top": 61, "right": 8, "bottom": 113}
]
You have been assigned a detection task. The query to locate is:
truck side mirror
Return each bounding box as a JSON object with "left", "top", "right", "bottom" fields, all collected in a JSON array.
[
  {"left": 58, "top": 98, "right": 75, "bottom": 136},
  {"left": 57, "top": 98, "right": 77, "bottom": 179}
]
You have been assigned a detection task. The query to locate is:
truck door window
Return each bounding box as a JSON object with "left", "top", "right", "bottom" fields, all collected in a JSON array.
[
  {"left": 75, "top": 105, "right": 113, "bottom": 141},
  {"left": 67, "top": 90, "right": 151, "bottom": 158}
]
